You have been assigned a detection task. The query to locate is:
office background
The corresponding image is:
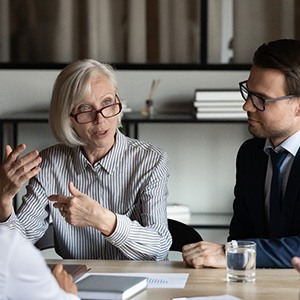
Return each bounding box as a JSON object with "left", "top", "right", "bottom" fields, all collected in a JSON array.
[{"left": 0, "top": 0, "right": 297, "bottom": 246}]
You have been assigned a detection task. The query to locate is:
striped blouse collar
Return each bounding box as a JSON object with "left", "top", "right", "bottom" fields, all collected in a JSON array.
[{"left": 73, "top": 129, "right": 127, "bottom": 174}]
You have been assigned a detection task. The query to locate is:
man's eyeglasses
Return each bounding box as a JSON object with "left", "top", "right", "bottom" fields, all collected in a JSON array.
[
  {"left": 239, "top": 80, "right": 296, "bottom": 111},
  {"left": 70, "top": 96, "right": 122, "bottom": 124}
]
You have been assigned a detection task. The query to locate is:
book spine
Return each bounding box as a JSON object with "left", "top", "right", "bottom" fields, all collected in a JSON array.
[
  {"left": 194, "top": 91, "right": 241, "bottom": 101},
  {"left": 195, "top": 111, "right": 247, "bottom": 120},
  {"left": 194, "top": 106, "right": 244, "bottom": 112},
  {"left": 193, "top": 100, "right": 244, "bottom": 107}
]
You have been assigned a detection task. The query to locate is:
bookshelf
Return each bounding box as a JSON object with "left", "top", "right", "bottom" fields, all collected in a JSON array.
[
  {"left": 0, "top": 111, "right": 247, "bottom": 158},
  {"left": 122, "top": 112, "right": 246, "bottom": 139},
  {"left": 0, "top": 111, "right": 242, "bottom": 235}
]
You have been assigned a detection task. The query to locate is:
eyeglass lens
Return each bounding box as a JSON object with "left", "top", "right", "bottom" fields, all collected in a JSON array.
[
  {"left": 240, "top": 84, "right": 264, "bottom": 111},
  {"left": 76, "top": 104, "right": 121, "bottom": 123}
]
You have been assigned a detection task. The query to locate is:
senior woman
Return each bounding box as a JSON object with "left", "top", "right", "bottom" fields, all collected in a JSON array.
[{"left": 0, "top": 59, "right": 172, "bottom": 260}]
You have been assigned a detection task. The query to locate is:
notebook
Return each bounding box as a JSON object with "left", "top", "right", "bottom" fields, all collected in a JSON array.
[
  {"left": 77, "top": 274, "right": 148, "bottom": 300},
  {"left": 47, "top": 263, "right": 89, "bottom": 282}
]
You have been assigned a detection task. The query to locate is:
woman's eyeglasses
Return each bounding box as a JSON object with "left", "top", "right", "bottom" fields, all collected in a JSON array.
[{"left": 70, "top": 95, "right": 122, "bottom": 124}]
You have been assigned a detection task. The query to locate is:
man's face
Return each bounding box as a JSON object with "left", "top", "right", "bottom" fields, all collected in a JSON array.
[{"left": 243, "top": 65, "right": 300, "bottom": 147}]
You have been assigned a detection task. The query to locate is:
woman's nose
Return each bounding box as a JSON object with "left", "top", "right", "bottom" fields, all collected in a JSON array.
[{"left": 94, "top": 111, "right": 105, "bottom": 123}]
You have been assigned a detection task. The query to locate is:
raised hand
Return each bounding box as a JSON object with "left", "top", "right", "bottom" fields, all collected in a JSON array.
[{"left": 0, "top": 144, "right": 41, "bottom": 221}]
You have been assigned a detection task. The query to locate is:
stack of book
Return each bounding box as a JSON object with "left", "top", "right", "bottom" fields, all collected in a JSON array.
[{"left": 193, "top": 89, "right": 247, "bottom": 120}]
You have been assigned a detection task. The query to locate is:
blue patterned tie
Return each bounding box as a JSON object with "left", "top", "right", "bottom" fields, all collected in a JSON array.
[{"left": 269, "top": 149, "right": 288, "bottom": 238}]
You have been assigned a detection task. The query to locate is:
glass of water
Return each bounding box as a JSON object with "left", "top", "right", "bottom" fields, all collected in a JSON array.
[{"left": 226, "top": 240, "right": 256, "bottom": 283}]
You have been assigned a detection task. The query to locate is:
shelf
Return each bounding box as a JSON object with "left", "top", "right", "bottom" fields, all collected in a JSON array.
[
  {"left": 0, "top": 110, "right": 49, "bottom": 122},
  {"left": 0, "top": 110, "right": 246, "bottom": 123},
  {"left": 122, "top": 111, "right": 246, "bottom": 138},
  {"left": 0, "top": 111, "right": 247, "bottom": 154},
  {"left": 122, "top": 111, "right": 246, "bottom": 123},
  {"left": 188, "top": 213, "right": 231, "bottom": 229},
  {"left": 0, "top": 111, "right": 235, "bottom": 229},
  {"left": 0, "top": 110, "right": 247, "bottom": 174}
]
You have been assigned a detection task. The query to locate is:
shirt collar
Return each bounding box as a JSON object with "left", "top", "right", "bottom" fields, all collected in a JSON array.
[
  {"left": 73, "top": 129, "right": 127, "bottom": 174},
  {"left": 264, "top": 130, "right": 300, "bottom": 157}
]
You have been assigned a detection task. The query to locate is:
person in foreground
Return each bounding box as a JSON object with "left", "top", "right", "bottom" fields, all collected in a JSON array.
[
  {"left": 0, "top": 59, "right": 171, "bottom": 260},
  {"left": 0, "top": 145, "right": 79, "bottom": 299},
  {"left": 0, "top": 227, "right": 79, "bottom": 300},
  {"left": 183, "top": 39, "right": 300, "bottom": 269}
]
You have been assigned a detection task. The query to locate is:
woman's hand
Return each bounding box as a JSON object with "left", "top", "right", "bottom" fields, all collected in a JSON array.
[
  {"left": 49, "top": 181, "right": 117, "bottom": 235},
  {"left": 0, "top": 144, "right": 41, "bottom": 221}
]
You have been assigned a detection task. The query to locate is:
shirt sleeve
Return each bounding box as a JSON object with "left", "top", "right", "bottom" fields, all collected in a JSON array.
[
  {"left": 244, "top": 235, "right": 300, "bottom": 268},
  {"left": 105, "top": 150, "right": 172, "bottom": 260},
  {"left": 0, "top": 210, "right": 27, "bottom": 235},
  {"left": 5, "top": 229, "right": 80, "bottom": 300}
]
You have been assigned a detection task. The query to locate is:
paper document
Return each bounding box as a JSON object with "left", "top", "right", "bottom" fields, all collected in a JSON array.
[
  {"left": 78, "top": 272, "right": 188, "bottom": 288},
  {"left": 172, "top": 295, "right": 241, "bottom": 300}
]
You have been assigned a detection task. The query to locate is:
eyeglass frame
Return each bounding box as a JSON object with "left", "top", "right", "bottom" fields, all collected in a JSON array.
[
  {"left": 239, "top": 80, "right": 297, "bottom": 111},
  {"left": 70, "top": 94, "right": 122, "bottom": 124}
]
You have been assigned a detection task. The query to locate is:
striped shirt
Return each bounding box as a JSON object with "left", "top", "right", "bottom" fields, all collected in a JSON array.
[{"left": 8, "top": 130, "right": 171, "bottom": 260}]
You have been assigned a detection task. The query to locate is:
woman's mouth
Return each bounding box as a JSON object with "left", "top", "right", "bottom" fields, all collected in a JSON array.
[{"left": 93, "top": 129, "right": 108, "bottom": 137}]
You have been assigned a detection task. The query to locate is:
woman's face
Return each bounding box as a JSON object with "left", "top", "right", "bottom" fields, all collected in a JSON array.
[{"left": 70, "top": 75, "right": 119, "bottom": 158}]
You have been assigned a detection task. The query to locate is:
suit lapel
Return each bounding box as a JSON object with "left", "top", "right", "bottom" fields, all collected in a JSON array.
[
  {"left": 281, "top": 148, "right": 300, "bottom": 234},
  {"left": 252, "top": 151, "right": 269, "bottom": 236},
  {"left": 246, "top": 139, "right": 269, "bottom": 236}
]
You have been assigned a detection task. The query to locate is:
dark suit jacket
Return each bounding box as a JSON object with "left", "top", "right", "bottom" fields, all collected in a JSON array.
[{"left": 228, "top": 138, "right": 300, "bottom": 268}]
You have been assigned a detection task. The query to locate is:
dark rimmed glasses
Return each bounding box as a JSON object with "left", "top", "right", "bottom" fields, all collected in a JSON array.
[
  {"left": 70, "top": 96, "right": 122, "bottom": 124},
  {"left": 239, "top": 80, "right": 297, "bottom": 111}
]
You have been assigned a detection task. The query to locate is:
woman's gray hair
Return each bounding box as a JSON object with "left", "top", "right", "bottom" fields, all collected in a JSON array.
[{"left": 49, "top": 59, "right": 121, "bottom": 147}]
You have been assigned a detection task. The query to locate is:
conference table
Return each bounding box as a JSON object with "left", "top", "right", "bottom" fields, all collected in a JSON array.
[{"left": 46, "top": 259, "right": 300, "bottom": 300}]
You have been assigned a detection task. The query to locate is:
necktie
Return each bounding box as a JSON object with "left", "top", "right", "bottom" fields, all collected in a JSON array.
[{"left": 269, "top": 149, "right": 288, "bottom": 238}]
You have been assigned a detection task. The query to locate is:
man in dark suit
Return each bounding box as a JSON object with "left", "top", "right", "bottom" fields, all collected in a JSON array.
[{"left": 183, "top": 39, "right": 300, "bottom": 268}]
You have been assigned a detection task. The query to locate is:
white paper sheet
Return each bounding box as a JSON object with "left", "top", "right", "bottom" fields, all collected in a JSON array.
[
  {"left": 77, "top": 272, "right": 189, "bottom": 288},
  {"left": 171, "top": 295, "right": 241, "bottom": 300}
]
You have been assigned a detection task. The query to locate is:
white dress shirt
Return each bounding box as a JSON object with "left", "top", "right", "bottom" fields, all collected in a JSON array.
[
  {"left": 0, "top": 227, "right": 80, "bottom": 300},
  {"left": 264, "top": 129, "right": 300, "bottom": 222}
]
